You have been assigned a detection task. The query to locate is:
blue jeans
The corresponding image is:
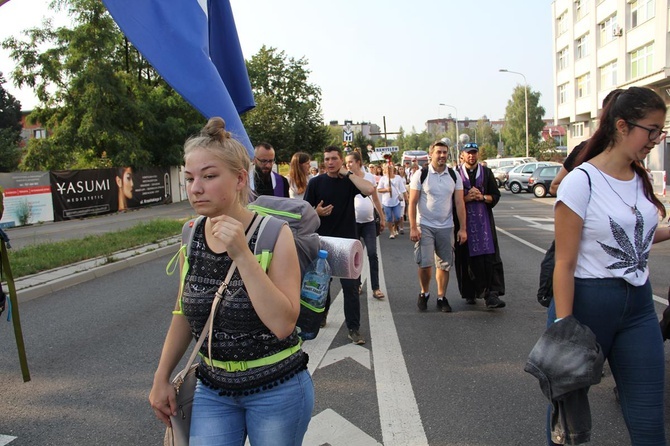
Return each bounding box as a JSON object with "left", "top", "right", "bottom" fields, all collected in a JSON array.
[
  {"left": 383, "top": 204, "right": 402, "bottom": 223},
  {"left": 547, "top": 278, "right": 665, "bottom": 445},
  {"left": 357, "top": 221, "right": 380, "bottom": 290},
  {"left": 189, "top": 370, "right": 314, "bottom": 446}
]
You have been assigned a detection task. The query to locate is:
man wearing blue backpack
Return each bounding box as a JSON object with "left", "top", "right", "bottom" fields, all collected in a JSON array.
[{"left": 304, "top": 146, "right": 375, "bottom": 344}]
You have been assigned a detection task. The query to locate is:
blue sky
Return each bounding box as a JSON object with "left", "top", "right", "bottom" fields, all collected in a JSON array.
[{"left": 0, "top": 0, "right": 555, "bottom": 134}]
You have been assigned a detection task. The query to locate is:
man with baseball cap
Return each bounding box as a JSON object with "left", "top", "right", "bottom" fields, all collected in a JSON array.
[{"left": 453, "top": 143, "right": 506, "bottom": 309}]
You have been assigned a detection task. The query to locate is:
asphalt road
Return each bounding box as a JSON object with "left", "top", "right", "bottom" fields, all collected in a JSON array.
[{"left": 1, "top": 191, "right": 669, "bottom": 445}]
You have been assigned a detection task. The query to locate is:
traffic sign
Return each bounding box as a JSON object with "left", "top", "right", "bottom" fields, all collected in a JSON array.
[{"left": 375, "top": 146, "right": 399, "bottom": 153}]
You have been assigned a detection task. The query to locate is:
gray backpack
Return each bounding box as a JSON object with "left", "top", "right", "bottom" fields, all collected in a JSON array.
[
  {"left": 248, "top": 195, "right": 321, "bottom": 278},
  {"left": 181, "top": 196, "right": 320, "bottom": 279}
]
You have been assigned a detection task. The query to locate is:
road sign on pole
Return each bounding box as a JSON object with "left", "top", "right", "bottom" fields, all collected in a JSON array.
[
  {"left": 343, "top": 123, "right": 354, "bottom": 142},
  {"left": 374, "top": 146, "right": 399, "bottom": 153}
]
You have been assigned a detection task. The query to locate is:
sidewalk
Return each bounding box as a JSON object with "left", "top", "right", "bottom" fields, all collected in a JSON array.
[
  {"left": 10, "top": 236, "right": 181, "bottom": 302},
  {"left": 3, "top": 201, "right": 195, "bottom": 303}
]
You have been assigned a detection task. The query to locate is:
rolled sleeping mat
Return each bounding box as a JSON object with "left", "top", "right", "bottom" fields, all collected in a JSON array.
[{"left": 319, "top": 236, "right": 364, "bottom": 279}]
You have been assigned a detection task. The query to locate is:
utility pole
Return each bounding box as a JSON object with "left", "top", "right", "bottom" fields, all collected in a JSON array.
[
  {"left": 369, "top": 116, "right": 402, "bottom": 148},
  {"left": 369, "top": 116, "right": 402, "bottom": 164}
]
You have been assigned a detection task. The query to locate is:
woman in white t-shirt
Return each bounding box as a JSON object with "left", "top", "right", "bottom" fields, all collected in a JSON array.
[
  {"left": 346, "top": 151, "right": 386, "bottom": 299},
  {"left": 550, "top": 87, "right": 670, "bottom": 444},
  {"left": 377, "top": 163, "right": 407, "bottom": 239}
]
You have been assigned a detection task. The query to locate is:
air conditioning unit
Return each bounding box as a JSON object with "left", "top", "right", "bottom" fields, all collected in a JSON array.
[{"left": 613, "top": 26, "right": 623, "bottom": 37}]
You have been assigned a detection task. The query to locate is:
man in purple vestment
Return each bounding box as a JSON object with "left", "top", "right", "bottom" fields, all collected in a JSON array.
[{"left": 453, "top": 143, "right": 506, "bottom": 309}]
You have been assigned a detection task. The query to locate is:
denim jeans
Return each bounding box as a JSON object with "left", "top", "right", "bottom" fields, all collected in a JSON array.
[
  {"left": 357, "top": 221, "right": 379, "bottom": 290},
  {"left": 547, "top": 278, "right": 665, "bottom": 445},
  {"left": 383, "top": 204, "right": 402, "bottom": 223},
  {"left": 189, "top": 370, "right": 314, "bottom": 446}
]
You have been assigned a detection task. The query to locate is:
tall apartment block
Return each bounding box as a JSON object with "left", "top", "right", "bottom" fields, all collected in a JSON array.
[{"left": 552, "top": 0, "right": 670, "bottom": 174}]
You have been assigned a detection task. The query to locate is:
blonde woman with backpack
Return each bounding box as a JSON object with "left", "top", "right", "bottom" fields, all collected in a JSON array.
[{"left": 149, "top": 117, "right": 313, "bottom": 446}]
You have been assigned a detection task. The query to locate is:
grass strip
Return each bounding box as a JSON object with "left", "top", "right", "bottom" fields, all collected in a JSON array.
[{"left": 5, "top": 219, "right": 184, "bottom": 279}]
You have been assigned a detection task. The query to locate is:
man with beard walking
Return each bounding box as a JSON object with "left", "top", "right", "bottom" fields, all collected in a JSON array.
[{"left": 408, "top": 140, "right": 467, "bottom": 313}]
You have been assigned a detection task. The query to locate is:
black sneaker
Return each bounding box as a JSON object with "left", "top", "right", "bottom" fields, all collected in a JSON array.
[
  {"left": 348, "top": 329, "right": 366, "bottom": 345},
  {"left": 465, "top": 296, "right": 476, "bottom": 305},
  {"left": 437, "top": 297, "right": 452, "bottom": 313},
  {"left": 417, "top": 292, "right": 429, "bottom": 311},
  {"left": 485, "top": 294, "right": 506, "bottom": 309}
]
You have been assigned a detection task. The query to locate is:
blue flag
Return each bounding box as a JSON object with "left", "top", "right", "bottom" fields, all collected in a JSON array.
[{"left": 102, "top": 0, "right": 255, "bottom": 156}]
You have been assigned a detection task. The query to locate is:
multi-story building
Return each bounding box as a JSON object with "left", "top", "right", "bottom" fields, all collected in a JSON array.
[
  {"left": 328, "top": 120, "right": 381, "bottom": 142},
  {"left": 19, "top": 111, "right": 48, "bottom": 147},
  {"left": 552, "top": 0, "right": 670, "bottom": 174},
  {"left": 425, "top": 116, "right": 486, "bottom": 136}
]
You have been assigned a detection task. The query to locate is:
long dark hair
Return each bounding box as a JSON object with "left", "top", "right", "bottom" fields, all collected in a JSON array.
[{"left": 575, "top": 87, "right": 667, "bottom": 218}]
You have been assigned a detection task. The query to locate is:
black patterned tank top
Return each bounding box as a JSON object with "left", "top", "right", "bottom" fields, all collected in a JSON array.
[{"left": 182, "top": 215, "right": 308, "bottom": 395}]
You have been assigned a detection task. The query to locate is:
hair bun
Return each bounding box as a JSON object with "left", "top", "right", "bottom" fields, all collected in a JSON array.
[{"left": 202, "top": 117, "right": 231, "bottom": 142}]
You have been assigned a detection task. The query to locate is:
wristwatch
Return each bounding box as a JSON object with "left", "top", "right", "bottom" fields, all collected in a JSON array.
[{"left": 346, "top": 170, "right": 354, "bottom": 177}]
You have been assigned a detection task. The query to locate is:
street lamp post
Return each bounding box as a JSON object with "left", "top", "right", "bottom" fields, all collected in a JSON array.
[
  {"left": 499, "top": 69, "right": 529, "bottom": 158},
  {"left": 439, "top": 103, "right": 459, "bottom": 163}
]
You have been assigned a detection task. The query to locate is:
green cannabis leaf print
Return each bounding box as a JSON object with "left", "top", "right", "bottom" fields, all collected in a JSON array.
[{"left": 597, "top": 208, "right": 656, "bottom": 276}]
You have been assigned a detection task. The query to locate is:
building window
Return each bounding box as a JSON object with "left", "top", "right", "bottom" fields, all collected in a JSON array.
[
  {"left": 599, "top": 61, "right": 618, "bottom": 88},
  {"left": 576, "top": 34, "right": 589, "bottom": 60},
  {"left": 557, "top": 11, "right": 568, "bottom": 35},
  {"left": 599, "top": 14, "right": 618, "bottom": 46},
  {"left": 558, "top": 84, "right": 568, "bottom": 104},
  {"left": 630, "top": 43, "right": 654, "bottom": 78},
  {"left": 576, "top": 73, "right": 591, "bottom": 98},
  {"left": 557, "top": 47, "right": 569, "bottom": 71},
  {"left": 33, "top": 129, "right": 47, "bottom": 139},
  {"left": 631, "top": 0, "right": 655, "bottom": 28},
  {"left": 575, "top": 0, "right": 587, "bottom": 21},
  {"left": 573, "top": 122, "right": 584, "bottom": 137}
]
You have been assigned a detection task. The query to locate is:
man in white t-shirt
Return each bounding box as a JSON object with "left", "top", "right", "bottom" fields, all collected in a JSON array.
[{"left": 408, "top": 140, "right": 467, "bottom": 313}]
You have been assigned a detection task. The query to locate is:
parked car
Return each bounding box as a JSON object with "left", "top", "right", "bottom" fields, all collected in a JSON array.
[
  {"left": 505, "top": 161, "right": 561, "bottom": 194},
  {"left": 493, "top": 165, "right": 515, "bottom": 188},
  {"left": 485, "top": 156, "right": 537, "bottom": 170},
  {"left": 528, "top": 164, "right": 562, "bottom": 198}
]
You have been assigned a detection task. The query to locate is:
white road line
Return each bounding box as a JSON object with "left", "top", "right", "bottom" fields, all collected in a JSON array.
[
  {"left": 369, "top": 238, "right": 429, "bottom": 446},
  {"left": 496, "top": 226, "right": 547, "bottom": 254},
  {"left": 302, "top": 287, "right": 346, "bottom": 375},
  {"left": 496, "top": 226, "right": 667, "bottom": 306},
  {"left": 303, "top": 409, "right": 381, "bottom": 445},
  {"left": 0, "top": 435, "right": 17, "bottom": 445}
]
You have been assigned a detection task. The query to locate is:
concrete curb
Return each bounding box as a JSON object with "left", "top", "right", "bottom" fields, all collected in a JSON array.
[{"left": 6, "top": 237, "right": 181, "bottom": 304}]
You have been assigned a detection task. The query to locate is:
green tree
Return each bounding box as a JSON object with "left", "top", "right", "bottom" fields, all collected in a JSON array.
[
  {"left": 471, "top": 118, "right": 501, "bottom": 162},
  {"left": 501, "top": 85, "right": 545, "bottom": 157},
  {"left": 4, "top": 0, "right": 202, "bottom": 170},
  {"left": 243, "top": 46, "right": 330, "bottom": 162},
  {"left": 0, "top": 72, "right": 22, "bottom": 172}
]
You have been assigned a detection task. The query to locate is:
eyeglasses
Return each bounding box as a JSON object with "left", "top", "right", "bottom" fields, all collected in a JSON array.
[
  {"left": 626, "top": 122, "right": 668, "bottom": 142},
  {"left": 256, "top": 158, "right": 275, "bottom": 165}
]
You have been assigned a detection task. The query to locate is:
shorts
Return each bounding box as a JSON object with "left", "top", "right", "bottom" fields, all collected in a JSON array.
[
  {"left": 414, "top": 224, "right": 453, "bottom": 270},
  {"left": 383, "top": 204, "right": 403, "bottom": 223}
]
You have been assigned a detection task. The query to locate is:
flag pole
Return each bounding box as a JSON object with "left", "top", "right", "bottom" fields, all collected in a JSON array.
[{"left": 0, "top": 226, "right": 30, "bottom": 382}]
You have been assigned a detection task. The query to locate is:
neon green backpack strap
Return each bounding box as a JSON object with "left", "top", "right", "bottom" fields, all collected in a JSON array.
[
  {"left": 166, "top": 216, "right": 204, "bottom": 314},
  {"left": 252, "top": 215, "right": 286, "bottom": 272}
]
